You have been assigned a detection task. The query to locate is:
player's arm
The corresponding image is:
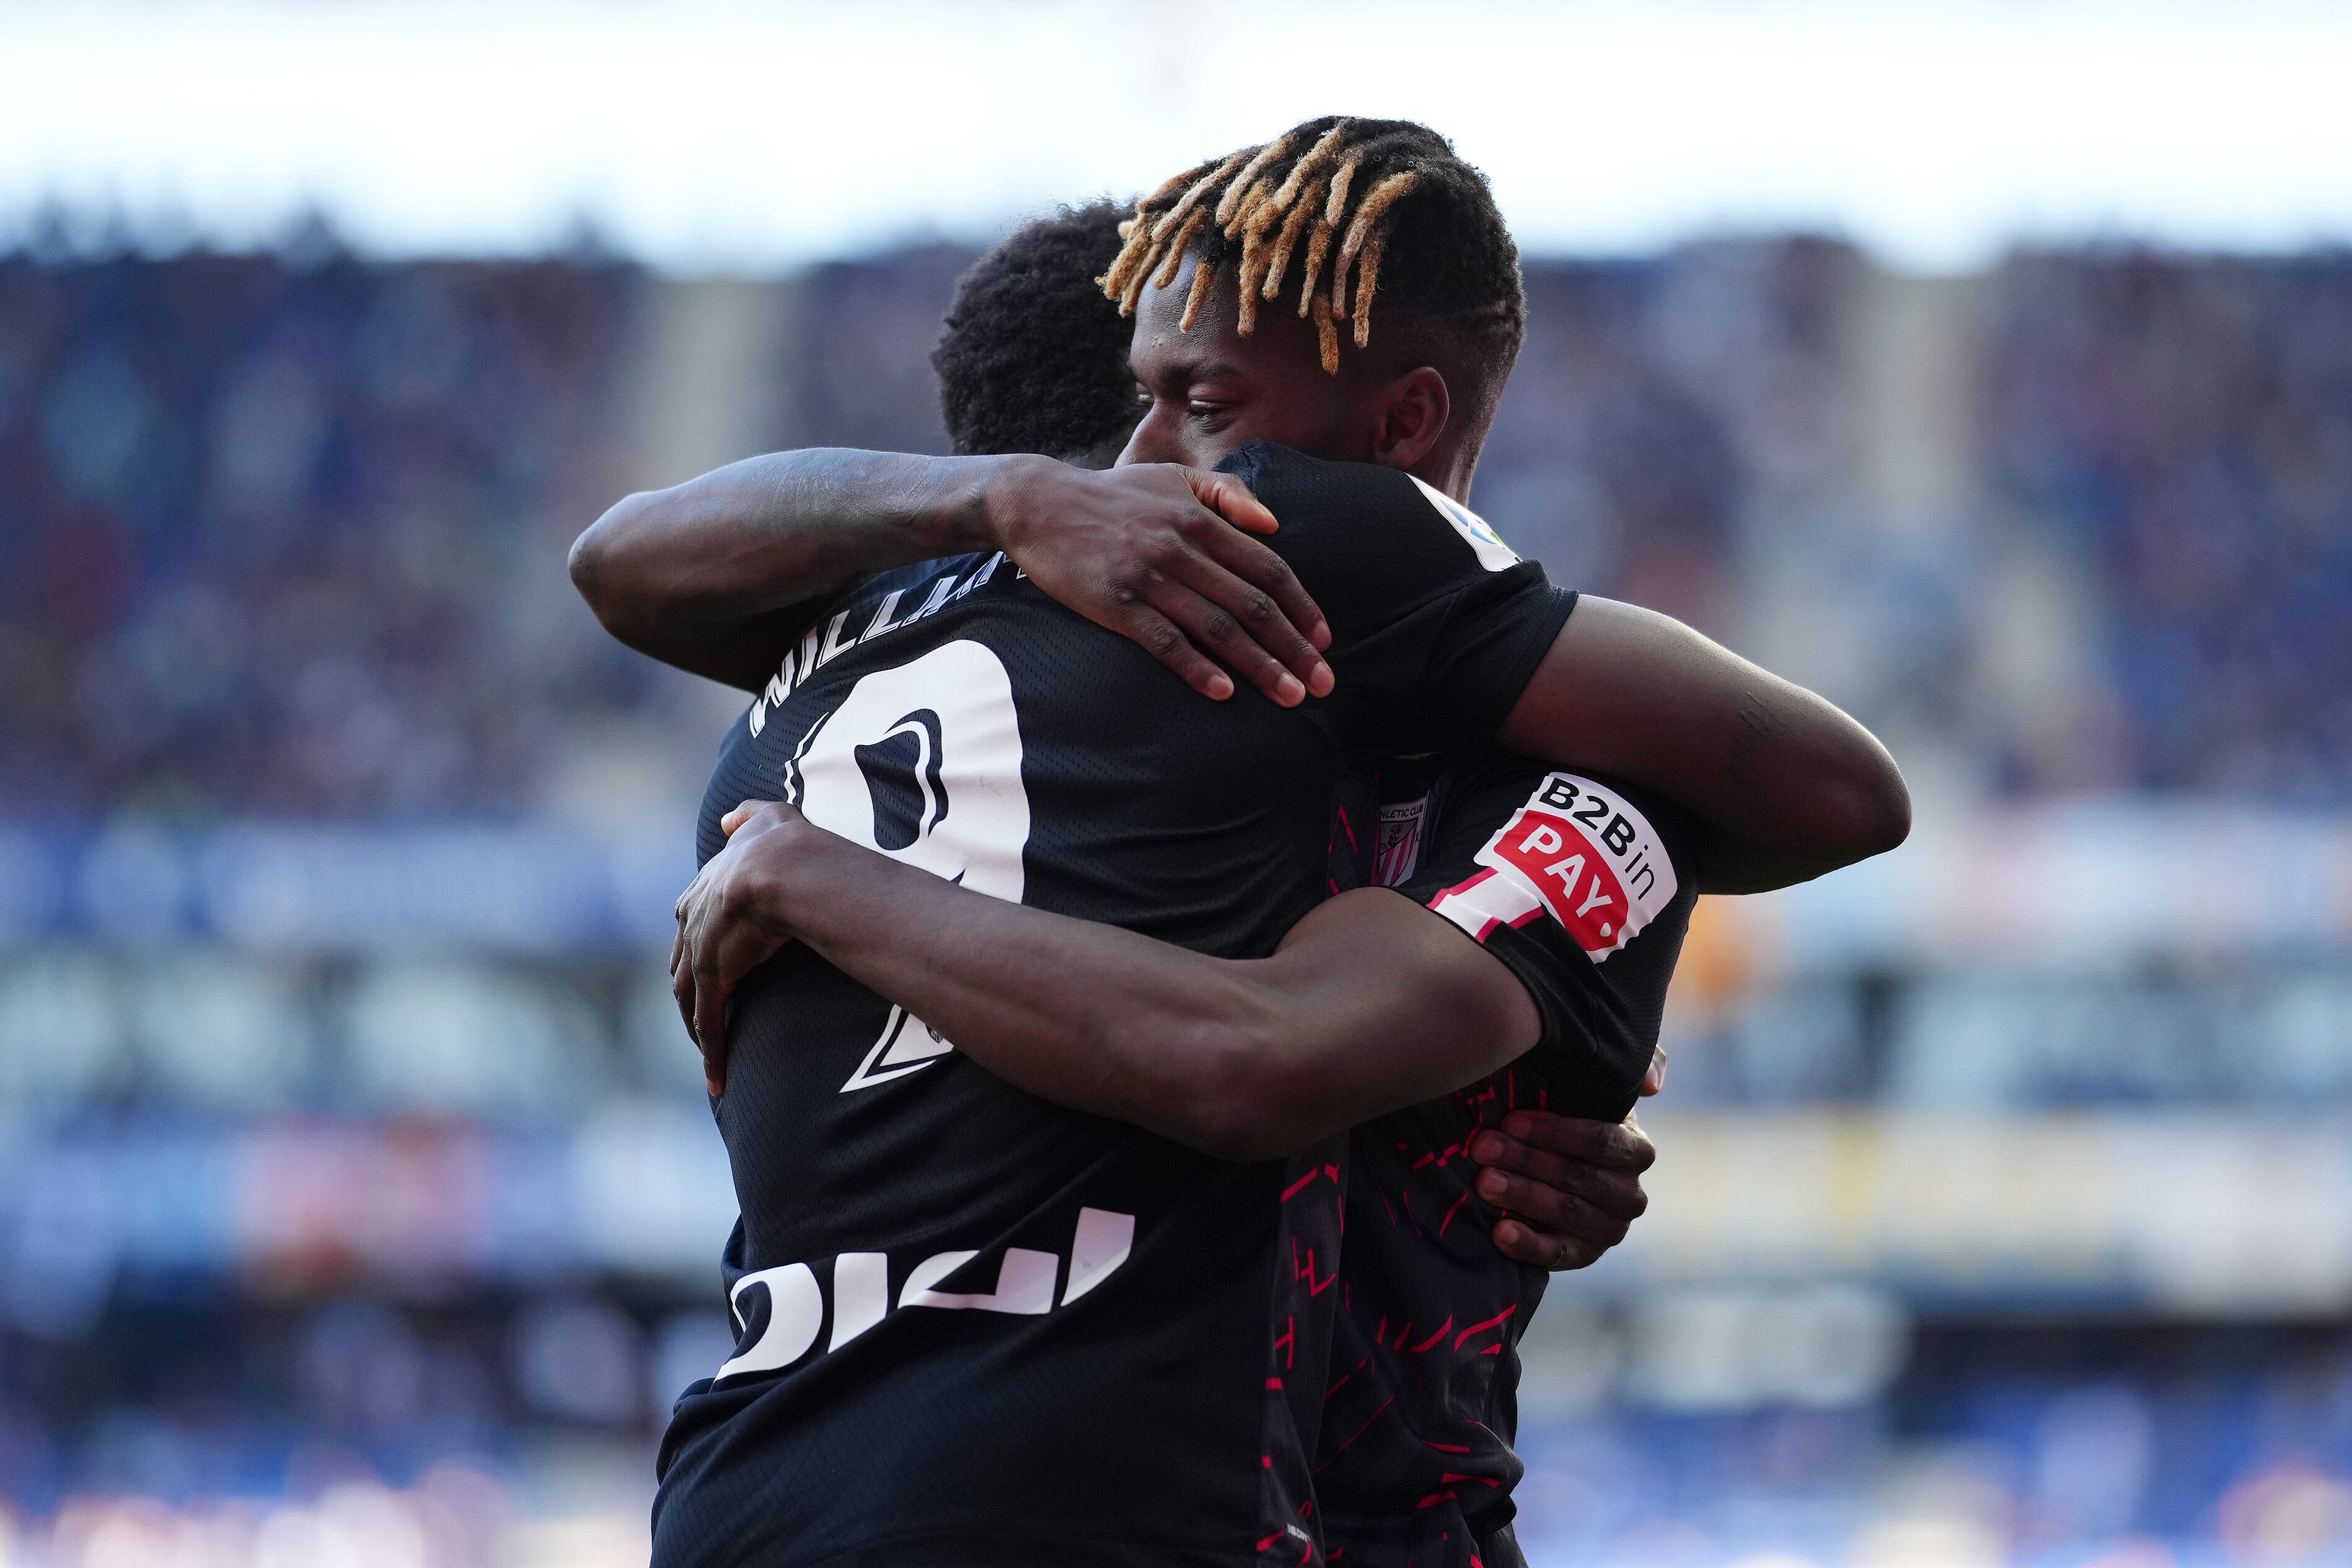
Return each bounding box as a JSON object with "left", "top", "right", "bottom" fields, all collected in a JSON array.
[
  {"left": 1496, "top": 598, "right": 1909, "bottom": 894},
  {"left": 1207, "top": 446, "right": 1907, "bottom": 897},
  {"left": 674, "top": 798, "right": 1656, "bottom": 1267},
  {"left": 574, "top": 447, "right": 1904, "bottom": 887},
  {"left": 568, "top": 450, "right": 1330, "bottom": 700},
  {"left": 673, "top": 800, "right": 1528, "bottom": 1154}
]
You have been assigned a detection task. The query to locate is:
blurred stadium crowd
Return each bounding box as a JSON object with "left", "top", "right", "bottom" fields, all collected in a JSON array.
[
  {"left": 2, "top": 230, "right": 2350, "bottom": 1567},
  {"left": 6, "top": 239, "right": 2351, "bottom": 819}
]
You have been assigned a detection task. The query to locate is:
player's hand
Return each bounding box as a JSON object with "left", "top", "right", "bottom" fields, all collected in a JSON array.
[
  {"left": 671, "top": 799, "right": 812, "bottom": 1096},
  {"left": 985, "top": 457, "right": 1333, "bottom": 707},
  {"left": 1469, "top": 1108, "right": 1656, "bottom": 1271}
]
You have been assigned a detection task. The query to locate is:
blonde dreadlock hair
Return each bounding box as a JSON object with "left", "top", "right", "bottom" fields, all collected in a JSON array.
[{"left": 1098, "top": 117, "right": 1525, "bottom": 382}]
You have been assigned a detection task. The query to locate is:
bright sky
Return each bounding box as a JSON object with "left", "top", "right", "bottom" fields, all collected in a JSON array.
[{"left": 5, "top": 0, "right": 2349, "bottom": 271}]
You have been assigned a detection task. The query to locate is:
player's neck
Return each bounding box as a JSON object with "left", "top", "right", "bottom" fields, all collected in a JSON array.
[{"left": 1403, "top": 443, "right": 1481, "bottom": 506}]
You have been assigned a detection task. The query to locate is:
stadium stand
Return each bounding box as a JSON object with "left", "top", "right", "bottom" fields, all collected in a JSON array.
[{"left": 2, "top": 236, "right": 2350, "bottom": 1565}]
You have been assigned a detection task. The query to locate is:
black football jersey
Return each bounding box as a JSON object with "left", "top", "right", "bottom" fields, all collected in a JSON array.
[
  {"left": 1315, "top": 754, "right": 1698, "bottom": 1568},
  {"left": 648, "top": 445, "right": 1575, "bottom": 1568}
]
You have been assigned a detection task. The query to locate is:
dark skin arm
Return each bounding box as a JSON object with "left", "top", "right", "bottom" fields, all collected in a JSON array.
[
  {"left": 575, "top": 451, "right": 1904, "bottom": 891},
  {"left": 1498, "top": 597, "right": 1911, "bottom": 893},
  {"left": 1113, "top": 264, "right": 1913, "bottom": 893},
  {"left": 674, "top": 800, "right": 1659, "bottom": 1270},
  {"left": 568, "top": 449, "right": 1333, "bottom": 703}
]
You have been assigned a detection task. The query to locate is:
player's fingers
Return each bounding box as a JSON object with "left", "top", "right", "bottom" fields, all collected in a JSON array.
[
  {"left": 1142, "top": 577, "right": 1309, "bottom": 708},
  {"left": 1478, "top": 1174, "right": 1632, "bottom": 1257},
  {"left": 1474, "top": 1149, "right": 1647, "bottom": 1223},
  {"left": 1458, "top": 1128, "right": 1646, "bottom": 1213},
  {"left": 1173, "top": 485, "right": 1331, "bottom": 657},
  {"left": 714, "top": 920, "right": 780, "bottom": 997},
  {"left": 1473, "top": 1129, "right": 1596, "bottom": 1187},
  {"left": 672, "top": 955, "right": 698, "bottom": 1047},
  {"left": 680, "top": 976, "right": 724, "bottom": 1096},
  {"left": 673, "top": 866, "right": 715, "bottom": 976},
  {"left": 1103, "top": 594, "right": 1236, "bottom": 701},
  {"left": 1174, "top": 526, "right": 1334, "bottom": 694},
  {"left": 674, "top": 921, "right": 727, "bottom": 1095},
  {"left": 702, "top": 1005, "right": 731, "bottom": 1098},
  {"left": 1492, "top": 1218, "right": 1603, "bottom": 1272},
  {"left": 1475, "top": 1126, "right": 1627, "bottom": 1187},
  {"left": 1641, "top": 1047, "right": 1667, "bottom": 1097},
  {"left": 1494, "top": 1110, "right": 1658, "bottom": 1173},
  {"left": 1180, "top": 469, "right": 1280, "bottom": 537},
  {"left": 692, "top": 967, "right": 731, "bottom": 1086}
]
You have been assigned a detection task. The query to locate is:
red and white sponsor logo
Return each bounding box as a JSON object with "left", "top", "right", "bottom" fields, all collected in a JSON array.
[{"left": 1427, "top": 773, "right": 1676, "bottom": 962}]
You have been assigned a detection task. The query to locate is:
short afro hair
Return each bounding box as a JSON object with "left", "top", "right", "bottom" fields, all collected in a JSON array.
[{"left": 933, "top": 200, "right": 1141, "bottom": 462}]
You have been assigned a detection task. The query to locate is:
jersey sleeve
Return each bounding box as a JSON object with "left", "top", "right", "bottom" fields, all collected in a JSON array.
[
  {"left": 1387, "top": 754, "right": 1699, "bottom": 1122},
  {"left": 1219, "top": 443, "right": 1575, "bottom": 762}
]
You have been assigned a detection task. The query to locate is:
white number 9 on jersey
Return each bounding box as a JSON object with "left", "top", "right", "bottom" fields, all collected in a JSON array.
[{"left": 782, "top": 640, "right": 1034, "bottom": 1091}]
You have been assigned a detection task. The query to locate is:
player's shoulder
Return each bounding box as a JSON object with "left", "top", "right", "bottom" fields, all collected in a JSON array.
[
  {"left": 853, "top": 550, "right": 1003, "bottom": 614},
  {"left": 777, "top": 552, "right": 1004, "bottom": 651},
  {"left": 1215, "top": 441, "right": 1525, "bottom": 584}
]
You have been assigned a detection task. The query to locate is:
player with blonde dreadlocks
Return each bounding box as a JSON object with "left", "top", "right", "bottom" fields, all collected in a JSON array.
[
  {"left": 1091, "top": 125, "right": 1905, "bottom": 1563},
  {"left": 1108, "top": 118, "right": 1530, "bottom": 522},
  {"left": 1103, "top": 115, "right": 1524, "bottom": 382}
]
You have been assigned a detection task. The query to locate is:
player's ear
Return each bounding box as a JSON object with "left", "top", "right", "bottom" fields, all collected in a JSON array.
[{"left": 1370, "top": 366, "right": 1450, "bottom": 472}]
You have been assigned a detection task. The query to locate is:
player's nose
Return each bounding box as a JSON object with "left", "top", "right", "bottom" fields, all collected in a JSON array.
[{"left": 1114, "top": 409, "right": 1180, "bottom": 468}]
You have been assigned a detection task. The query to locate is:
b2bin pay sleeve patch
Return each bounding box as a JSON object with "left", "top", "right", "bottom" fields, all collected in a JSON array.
[{"left": 1425, "top": 773, "right": 1678, "bottom": 962}]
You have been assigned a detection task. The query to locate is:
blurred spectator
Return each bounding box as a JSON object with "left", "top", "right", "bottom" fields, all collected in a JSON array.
[
  {"left": 1982, "top": 252, "right": 2352, "bottom": 801},
  {"left": 0, "top": 247, "right": 644, "bottom": 819},
  {"left": 6, "top": 239, "right": 2351, "bottom": 820}
]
